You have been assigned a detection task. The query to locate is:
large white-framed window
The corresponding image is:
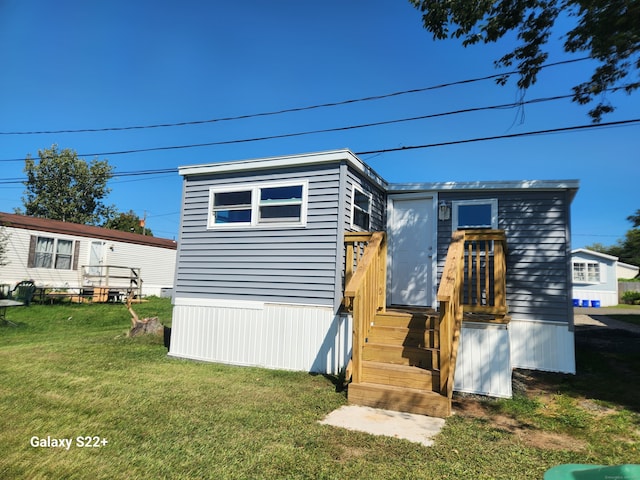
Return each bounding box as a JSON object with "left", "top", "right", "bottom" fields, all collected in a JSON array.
[
  {"left": 30, "top": 236, "right": 75, "bottom": 270},
  {"left": 452, "top": 199, "right": 498, "bottom": 231},
  {"left": 572, "top": 261, "right": 601, "bottom": 283},
  {"left": 208, "top": 180, "right": 308, "bottom": 228},
  {"left": 351, "top": 186, "right": 372, "bottom": 231}
]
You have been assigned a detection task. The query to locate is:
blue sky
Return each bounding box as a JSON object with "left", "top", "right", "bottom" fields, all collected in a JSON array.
[{"left": 1, "top": 1, "right": 638, "bottom": 247}]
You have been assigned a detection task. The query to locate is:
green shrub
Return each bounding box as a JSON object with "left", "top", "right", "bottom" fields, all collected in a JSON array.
[{"left": 621, "top": 290, "right": 640, "bottom": 305}]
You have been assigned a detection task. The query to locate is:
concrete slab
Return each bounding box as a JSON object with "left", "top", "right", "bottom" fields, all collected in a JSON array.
[{"left": 319, "top": 405, "right": 446, "bottom": 447}]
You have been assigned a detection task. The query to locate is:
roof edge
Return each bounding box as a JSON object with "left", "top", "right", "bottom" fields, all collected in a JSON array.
[{"left": 0, "top": 213, "right": 177, "bottom": 250}]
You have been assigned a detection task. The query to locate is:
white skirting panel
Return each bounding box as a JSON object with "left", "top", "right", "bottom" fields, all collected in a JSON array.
[
  {"left": 454, "top": 322, "right": 512, "bottom": 398},
  {"left": 572, "top": 288, "right": 618, "bottom": 307},
  {"left": 509, "top": 319, "right": 575, "bottom": 374},
  {"left": 169, "top": 298, "right": 352, "bottom": 374}
]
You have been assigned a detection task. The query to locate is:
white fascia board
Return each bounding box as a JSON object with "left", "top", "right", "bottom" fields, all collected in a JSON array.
[
  {"left": 571, "top": 248, "right": 619, "bottom": 262},
  {"left": 388, "top": 179, "right": 580, "bottom": 193},
  {"left": 180, "top": 149, "right": 359, "bottom": 176}
]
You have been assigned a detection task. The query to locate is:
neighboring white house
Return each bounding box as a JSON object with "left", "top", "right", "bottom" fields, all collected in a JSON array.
[
  {"left": 571, "top": 248, "right": 634, "bottom": 307},
  {"left": 0, "top": 212, "right": 177, "bottom": 297},
  {"left": 617, "top": 261, "right": 639, "bottom": 280}
]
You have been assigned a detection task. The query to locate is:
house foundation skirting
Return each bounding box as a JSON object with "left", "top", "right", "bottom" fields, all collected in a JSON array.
[
  {"left": 509, "top": 319, "right": 576, "bottom": 374},
  {"left": 454, "top": 322, "right": 512, "bottom": 398},
  {"left": 168, "top": 298, "right": 352, "bottom": 375}
]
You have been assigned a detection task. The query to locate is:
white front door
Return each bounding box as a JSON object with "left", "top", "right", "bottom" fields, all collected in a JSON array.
[
  {"left": 389, "top": 196, "right": 434, "bottom": 306},
  {"left": 88, "top": 241, "right": 106, "bottom": 276}
]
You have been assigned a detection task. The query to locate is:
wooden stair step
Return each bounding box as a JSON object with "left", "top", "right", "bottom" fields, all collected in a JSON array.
[
  {"left": 374, "top": 311, "right": 438, "bottom": 329},
  {"left": 367, "top": 325, "right": 437, "bottom": 348},
  {"left": 348, "top": 382, "right": 451, "bottom": 418},
  {"left": 362, "top": 361, "right": 439, "bottom": 391},
  {"left": 363, "top": 343, "right": 437, "bottom": 369}
]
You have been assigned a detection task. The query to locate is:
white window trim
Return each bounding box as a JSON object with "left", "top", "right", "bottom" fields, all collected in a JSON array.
[
  {"left": 207, "top": 180, "right": 308, "bottom": 229},
  {"left": 452, "top": 198, "right": 498, "bottom": 231},
  {"left": 572, "top": 261, "right": 602, "bottom": 284},
  {"left": 350, "top": 185, "right": 372, "bottom": 231}
]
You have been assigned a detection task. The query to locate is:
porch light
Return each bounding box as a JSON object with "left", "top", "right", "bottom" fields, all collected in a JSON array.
[{"left": 438, "top": 201, "right": 450, "bottom": 221}]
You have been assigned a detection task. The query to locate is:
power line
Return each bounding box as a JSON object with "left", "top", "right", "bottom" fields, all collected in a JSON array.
[
  {"left": 355, "top": 118, "right": 640, "bottom": 155},
  {"left": 0, "top": 91, "right": 588, "bottom": 163},
  {"left": 0, "top": 57, "right": 590, "bottom": 136},
  {"left": 1, "top": 118, "right": 637, "bottom": 185}
]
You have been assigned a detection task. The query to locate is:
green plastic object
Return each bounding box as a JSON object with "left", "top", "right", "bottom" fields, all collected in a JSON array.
[{"left": 544, "top": 464, "right": 640, "bottom": 479}]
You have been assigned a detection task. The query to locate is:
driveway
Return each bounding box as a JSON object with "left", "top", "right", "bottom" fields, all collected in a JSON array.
[{"left": 574, "top": 306, "right": 640, "bottom": 334}]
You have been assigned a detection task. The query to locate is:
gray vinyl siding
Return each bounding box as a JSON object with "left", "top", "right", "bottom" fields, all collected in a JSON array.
[
  {"left": 437, "top": 190, "right": 572, "bottom": 324},
  {"left": 175, "top": 164, "right": 341, "bottom": 306}
]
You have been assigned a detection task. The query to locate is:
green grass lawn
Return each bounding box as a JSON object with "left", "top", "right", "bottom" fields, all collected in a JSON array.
[{"left": 1, "top": 298, "right": 639, "bottom": 479}]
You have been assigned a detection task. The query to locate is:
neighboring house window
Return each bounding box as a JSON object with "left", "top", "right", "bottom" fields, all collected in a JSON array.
[
  {"left": 573, "top": 262, "right": 601, "bottom": 283},
  {"left": 351, "top": 186, "right": 372, "bottom": 230},
  {"left": 208, "top": 181, "right": 308, "bottom": 228},
  {"left": 452, "top": 199, "right": 498, "bottom": 230},
  {"left": 30, "top": 236, "right": 77, "bottom": 270}
]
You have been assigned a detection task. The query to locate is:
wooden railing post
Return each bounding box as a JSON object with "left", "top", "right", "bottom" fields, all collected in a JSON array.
[{"left": 343, "top": 232, "right": 387, "bottom": 385}]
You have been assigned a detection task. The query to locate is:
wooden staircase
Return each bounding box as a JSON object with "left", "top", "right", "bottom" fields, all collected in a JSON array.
[
  {"left": 343, "top": 229, "right": 508, "bottom": 419},
  {"left": 348, "top": 308, "right": 451, "bottom": 418}
]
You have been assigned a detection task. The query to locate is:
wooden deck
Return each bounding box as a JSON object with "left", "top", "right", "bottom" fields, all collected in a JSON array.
[{"left": 343, "top": 230, "right": 508, "bottom": 418}]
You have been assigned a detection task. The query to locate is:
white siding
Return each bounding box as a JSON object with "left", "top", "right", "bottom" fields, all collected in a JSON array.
[
  {"left": 510, "top": 319, "right": 575, "bottom": 373},
  {"left": 571, "top": 288, "right": 618, "bottom": 307},
  {"left": 1, "top": 225, "right": 175, "bottom": 296},
  {"left": 454, "top": 322, "right": 512, "bottom": 398},
  {"left": 169, "top": 298, "right": 352, "bottom": 374}
]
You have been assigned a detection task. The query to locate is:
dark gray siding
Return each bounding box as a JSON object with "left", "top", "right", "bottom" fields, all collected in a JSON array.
[
  {"left": 437, "top": 190, "right": 572, "bottom": 323},
  {"left": 175, "top": 163, "right": 341, "bottom": 306}
]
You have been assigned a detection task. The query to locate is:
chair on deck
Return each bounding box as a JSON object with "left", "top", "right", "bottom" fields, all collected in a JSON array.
[{"left": 11, "top": 280, "right": 36, "bottom": 306}]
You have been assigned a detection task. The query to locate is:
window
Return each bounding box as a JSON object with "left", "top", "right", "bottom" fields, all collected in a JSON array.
[
  {"left": 351, "top": 186, "right": 372, "bottom": 230},
  {"left": 452, "top": 199, "right": 498, "bottom": 230},
  {"left": 211, "top": 190, "right": 252, "bottom": 225},
  {"left": 30, "top": 236, "right": 76, "bottom": 270},
  {"left": 573, "top": 262, "right": 601, "bottom": 283},
  {"left": 259, "top": 185, "right": 304, "bottom": 223},
  {"left": 208, "top": 181, "right": 307, "bottom": 228}
]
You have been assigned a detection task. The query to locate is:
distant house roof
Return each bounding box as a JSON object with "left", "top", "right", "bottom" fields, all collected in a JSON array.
[
  {"left": 0, "top": 212, "right": 177, "bottom": 250},
  {"left": 571, "top": 248, "right": 618, "bottom": 262}
]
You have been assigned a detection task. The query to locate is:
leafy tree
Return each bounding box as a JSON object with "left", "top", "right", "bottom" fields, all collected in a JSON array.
[
  {"left": 587, "top": 209, "right": 640, "bottom": 269},
  {"left": 22, "top": 145, "right": 116, "bottom": 225},
  {"left": 103, "top": 210, "right": 153, "bottom": 236},
  {"left": 409, "top": 0, "right": 640, "bottom": 122}
]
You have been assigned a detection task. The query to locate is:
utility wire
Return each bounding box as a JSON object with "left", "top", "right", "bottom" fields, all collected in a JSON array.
[
  {"left": 1, "top": 118, "right": 637, "bottom": 185},
  {"left": 0, "top": 91, "right": 589, "bottom": 163},
  {"left": 355, "top": 118, "right": 640, "bottom": 155},
  {"left": 0, "top": 57, "right": 590, "bottom": 136}
]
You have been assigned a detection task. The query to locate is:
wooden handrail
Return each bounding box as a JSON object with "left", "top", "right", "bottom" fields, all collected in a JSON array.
[
  {"left": 436, "top": 231, "right": 466, "bottom": 398},
  {"left": 437, "top": 229, "right": 508, "bottom": 398},
  {"left": 343, "top": 231, "right": 387, "bottom": 384}
]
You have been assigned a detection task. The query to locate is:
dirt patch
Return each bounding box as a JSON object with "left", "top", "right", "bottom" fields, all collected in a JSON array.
[{"left": 453, "top": 397, "right": 587, "bottom": 452}]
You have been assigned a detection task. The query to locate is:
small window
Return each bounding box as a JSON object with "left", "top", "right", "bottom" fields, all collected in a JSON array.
[
  {"left": 573, "top": 262, "right": 600, "bottom": 283},
  {"left": 32, "top": 236, "right": 75, "bottom": 270},
  {"left": 259, "top": 185, "right": 303, "bottom": 223},
  {"left": 208, "top": 181, "right": 307, "bottom": 228},
  {"left": 452, "top": 199, "right": 498, "bottom": 230},
  {"left": 211, "top": 190, "right": 252, "bottom": 224},
  {"left": 351, "top": 187, "right": 372, "bottom": 230}
]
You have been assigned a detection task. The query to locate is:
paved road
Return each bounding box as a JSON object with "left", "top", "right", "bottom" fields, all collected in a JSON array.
[{"left": 574, "top": 306, "right": 640, "bottom": 334}]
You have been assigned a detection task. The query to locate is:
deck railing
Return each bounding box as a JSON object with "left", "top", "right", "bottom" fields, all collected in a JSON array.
[
  {"left": 437, "top": 229, "right": 508, "bottom": 398},
  {"left": 343, "top": 232, "right": 387, "bottom": 383},
  {"left": 436, "top": 231, "right": 466, "bottom": 398},
  {"left": 460, "top": 229, "right": 508, "bottom": 318}
]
